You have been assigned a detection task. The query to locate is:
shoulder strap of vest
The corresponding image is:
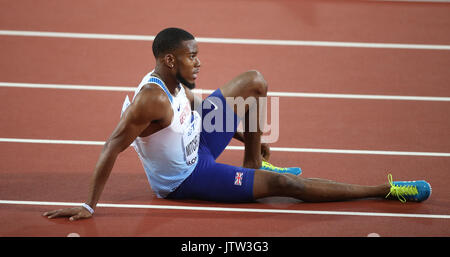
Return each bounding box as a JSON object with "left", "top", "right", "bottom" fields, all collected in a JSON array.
[{"left": 147, "top": 76, "right": 173, "bottom": 104}]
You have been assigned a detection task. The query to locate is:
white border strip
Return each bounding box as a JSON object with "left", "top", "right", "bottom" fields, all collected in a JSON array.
[
  {"left": 1, "top": 137, "right": 449, "bottom": 157},
  {"left": 1, "top": 30, "right": 449, "bottom": 50},
  {"left": 0, "top": 138, "right": 105, "bottom": 146},
  {"left": 372, "top": 0, "right": 450, "bottom": 3},
  {"left": 268, "top": 91, "right": 450, "bottom": 102},
  {"left": 0, "top": 82, "right": 136, "bottom": 92},
  {"left": 2, "top": 82, "right": 450, "bottom": 102},
  {"left": 227, "top": 146, "right": 450, "bottom": 157},
  {"left": 1, "top": 200, "right": 448, "bottom": 219}
]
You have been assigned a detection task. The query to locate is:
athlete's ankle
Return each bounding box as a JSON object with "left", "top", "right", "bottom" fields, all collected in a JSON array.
[
  {"left": 243, "top": 160, "right": 261, "bottom": 169},
  {"left": 378, "top": 183, "right": 391, "bottom": 197}
]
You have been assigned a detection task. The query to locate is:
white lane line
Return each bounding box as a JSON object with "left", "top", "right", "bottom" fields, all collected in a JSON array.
[
  {"left": 371, "top": 0, "right": 450, "bottom": 3},
  {"left": 0, "top": 30, "right": 156, "bottom": 41},
  {"left": 1, "top": 200, "right": 449, "bottom": 219},
  {"left": 1, "top": 137, "right": 449, "bottom": 157},
  {"left": 1, "top": 30, "right": 449, "bottom": 50},
  {"left": 0, "top": 82, "right": 136, "bottom": 92},
  {"left": 226, "top": 146, "right": 450, "bottom": 157},
  {"left": 2, "top": 82, "right": 450, "bottom": 102},
  {"left": 0, "top": 138, "right": 105, "bottom": 146},
  {"left": 268, "top": 91, "right": 450, "bottom": 102}
]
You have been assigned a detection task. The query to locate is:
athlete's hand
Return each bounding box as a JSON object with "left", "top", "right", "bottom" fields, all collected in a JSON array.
[
  {"left": 261, "top": 143, "right": 270, "bottom": 161},
  {"left": 43, "top": 206, "right": 92, "bottom": 221}
]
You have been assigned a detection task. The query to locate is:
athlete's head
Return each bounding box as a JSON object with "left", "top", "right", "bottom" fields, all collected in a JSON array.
[{"left": 152, "top": 27, "right": 201, "bottom": 89}]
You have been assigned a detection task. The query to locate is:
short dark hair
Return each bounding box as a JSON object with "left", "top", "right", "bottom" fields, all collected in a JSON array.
[{"left": 152, "top": 28, "right": 195, "bottom": 58}]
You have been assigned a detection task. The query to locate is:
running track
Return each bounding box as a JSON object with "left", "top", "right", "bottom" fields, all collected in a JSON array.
[{"left": 0, "top": 0, "right": 449, "bottom": 237}]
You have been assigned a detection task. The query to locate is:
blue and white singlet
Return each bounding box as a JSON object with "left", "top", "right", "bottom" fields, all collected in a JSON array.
[{"left": 121, "top": 71, "right": 201, "bottom": 198}]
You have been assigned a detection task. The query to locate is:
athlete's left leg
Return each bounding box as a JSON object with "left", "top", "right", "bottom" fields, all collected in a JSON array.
[
  {"left": 253, "top": 169, "right": 391, "bottom": 202},
  {"left": 219, "top": 70, "right": 268, "bottom": 169}
]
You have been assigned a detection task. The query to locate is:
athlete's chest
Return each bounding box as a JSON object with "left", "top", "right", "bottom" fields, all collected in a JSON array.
[{"left": 172, "top": 94, "right": 196, "bottom": 132}]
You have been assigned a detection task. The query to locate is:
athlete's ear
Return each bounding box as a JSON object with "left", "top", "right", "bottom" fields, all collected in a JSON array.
[{"left": 164, "top": 54, "right": 176, "bottom": 69}]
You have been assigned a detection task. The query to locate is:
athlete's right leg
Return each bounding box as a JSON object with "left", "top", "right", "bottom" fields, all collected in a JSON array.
[{"left": 253, "top": 169, "right": 390, "bottom": 202}]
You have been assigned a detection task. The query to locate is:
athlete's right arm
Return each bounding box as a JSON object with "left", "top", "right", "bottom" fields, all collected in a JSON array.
[{"left": 43, "top": 86, "right": 170, "bottom": 221}]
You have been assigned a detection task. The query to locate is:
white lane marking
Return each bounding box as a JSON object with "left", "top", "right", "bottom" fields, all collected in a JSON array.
[
  {"left": 0, "top": 82, "right": 136, "bottom": 92},
  {"left": 1, "top": 200, "right": 449, "bottom": 219},
  {"left": 2, "top": 82, "right": 450, "bottom": 102},
  {"left": 226, "top": 146, "right": 450, "bottom": 157},
  {"left": 0, "top": 138, "right": 105, "bottom": 146},
  {"left": 371, "top": 0, "right": 450, "bottom": 3},
  {"left": 1, "top": 137, "right": 449, "bottom": 157},
  {"left": 268, "top": 91, "right": 450, "bottom": 102},
  {"left": 1, "top": 30, "right": 449, "bottom": 50}
]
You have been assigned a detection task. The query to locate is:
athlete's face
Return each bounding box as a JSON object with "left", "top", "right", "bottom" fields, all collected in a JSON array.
[{"left": 174, "top": 40, "right": 201, "bottom": 89}]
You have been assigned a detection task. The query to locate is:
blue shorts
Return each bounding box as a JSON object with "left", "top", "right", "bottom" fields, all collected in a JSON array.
[{"left": 166, "top": 89, "right": 255, "bottom": 202}]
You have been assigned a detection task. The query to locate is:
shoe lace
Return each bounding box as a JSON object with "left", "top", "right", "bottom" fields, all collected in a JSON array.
[
  {"left": 385, "top": 174, "right": 418, "bottom": 203},
  {"left": 262, "top": 161, "right": 287, "bottom": 171}
]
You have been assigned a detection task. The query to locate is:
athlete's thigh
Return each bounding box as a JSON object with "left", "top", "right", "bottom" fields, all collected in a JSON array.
[
  {"left": 199, "top": 89, "right": 240, "bottom": 159},
  {"left": 252, "top": 169, "right": 298, "bottom": 199},
  {"left": 168, "top": 158, "right": 256, "bottom": 203}
]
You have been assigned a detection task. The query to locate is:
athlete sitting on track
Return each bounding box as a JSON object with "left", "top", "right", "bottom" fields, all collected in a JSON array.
[{"left": 43, "top": 28, "right": 431, "bottom": 221}]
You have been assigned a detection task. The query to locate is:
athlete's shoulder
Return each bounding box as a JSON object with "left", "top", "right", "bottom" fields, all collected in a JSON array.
[
  {"left": 136, "top": 83, "right": 172, "bottom": 106},
  {"left": 129, "top": 84, "right": 172, "bottom": 121}
]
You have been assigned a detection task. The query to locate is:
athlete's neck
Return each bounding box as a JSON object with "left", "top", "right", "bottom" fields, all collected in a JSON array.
[{"left": 153, "top": 66, "right": 180, "bottom": 95}]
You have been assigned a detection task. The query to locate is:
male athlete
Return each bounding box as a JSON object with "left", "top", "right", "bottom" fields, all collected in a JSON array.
[{"left": 43, "top": 28, "right": 431, "bottom": 221}]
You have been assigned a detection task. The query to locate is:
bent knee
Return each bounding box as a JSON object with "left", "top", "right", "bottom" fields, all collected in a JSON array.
[{"left": 244, "top": 70, "right": 268, "bottom": 97}]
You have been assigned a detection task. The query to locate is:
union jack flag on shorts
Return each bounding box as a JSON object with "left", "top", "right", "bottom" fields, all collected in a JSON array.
[{"left": 234, "top": 172, "right": 243, "bottom": 186}]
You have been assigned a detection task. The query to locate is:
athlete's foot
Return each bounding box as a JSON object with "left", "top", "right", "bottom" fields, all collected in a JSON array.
[
  {"left": 385, "top": 174, "right": 431, "bottom": 203},
  {"left": 260, "top": 161, "right": 302, "bottom": 175}
]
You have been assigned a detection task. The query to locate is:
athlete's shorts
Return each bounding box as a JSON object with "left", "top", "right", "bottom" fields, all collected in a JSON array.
[{"left": 166, "top": 89, "right": 255, "bottom": 202}]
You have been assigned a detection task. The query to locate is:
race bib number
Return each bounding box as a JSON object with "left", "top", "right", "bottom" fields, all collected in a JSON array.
[{"left": 182, "top": 111, "right": 201, "bottom": 165}]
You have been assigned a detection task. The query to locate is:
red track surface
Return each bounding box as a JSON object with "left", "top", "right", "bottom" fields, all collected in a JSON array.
[{"left": 0, "top": 0, "right": 449, "bottom": 237}]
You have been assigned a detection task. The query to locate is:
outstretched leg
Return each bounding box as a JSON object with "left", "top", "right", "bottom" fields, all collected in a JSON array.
[{"left": 253, "top": 170, "right": 390, "bottom": 202}]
